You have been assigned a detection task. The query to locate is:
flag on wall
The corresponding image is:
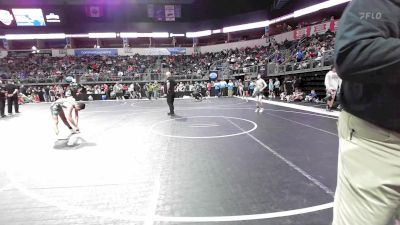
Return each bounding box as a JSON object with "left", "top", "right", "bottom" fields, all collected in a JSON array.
[
  {"left": 2, "top": 39, "right": 9, "bottom": 50},
  {"left": 85, "top": 6, "right": 105, "bottom": 18}
]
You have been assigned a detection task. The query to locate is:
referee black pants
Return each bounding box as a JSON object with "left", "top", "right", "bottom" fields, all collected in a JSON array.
[
  {"left": 167, "top": 93, "right": 175, "bottom": 114},
  {"left": 0, "top": 97, "right": 5, "bottom": 116},
  {"left": 7, "top": 96, "right": 19, "bottom": 114}
]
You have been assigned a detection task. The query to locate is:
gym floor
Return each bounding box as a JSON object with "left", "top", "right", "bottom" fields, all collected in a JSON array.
[{"left": 0, "top": 98, "right": 339, "bottom": 225}]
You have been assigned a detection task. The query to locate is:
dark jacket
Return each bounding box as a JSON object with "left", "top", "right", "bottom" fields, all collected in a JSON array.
[{"left": 334, "top": 0, "right": 400, "bottom": 132}]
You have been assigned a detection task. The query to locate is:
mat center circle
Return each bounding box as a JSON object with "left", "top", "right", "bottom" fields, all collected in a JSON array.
[{"left": 150, "top": 116, "right": 257, "bottom": 139}]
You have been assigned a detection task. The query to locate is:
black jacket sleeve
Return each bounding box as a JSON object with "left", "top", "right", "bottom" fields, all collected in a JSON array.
[{"left": 334, "top": 0, "right": 400, "bottom": 83}]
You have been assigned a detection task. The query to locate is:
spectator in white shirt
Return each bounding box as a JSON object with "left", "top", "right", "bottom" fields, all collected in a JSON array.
[
  {"left": 273, "top": 78, "right": 280, "bottom": 97},
  {"left": 324, "top": 66, "right": 342, "bottom": 111}
]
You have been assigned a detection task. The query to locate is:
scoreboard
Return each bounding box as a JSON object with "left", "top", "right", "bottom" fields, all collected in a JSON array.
[{"left": 0, "top": 8, "right": 62, "bottom": 27}]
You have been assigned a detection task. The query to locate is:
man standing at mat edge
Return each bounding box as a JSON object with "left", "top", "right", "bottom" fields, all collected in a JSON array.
[
  {"left": 0, "top": 80, "right": 6, "bottom": 118},
  {"left": 253, "top": 74, "right": 267, "bottom": 113},
  {"left": 333, "top": 0, "right": 400, "bottom": 224},
  {"left": 166, "top": 71, "right": 176, "bottom": 116},
  {"left": 5, "top": 80, "right": 19, "bottom": 115}
]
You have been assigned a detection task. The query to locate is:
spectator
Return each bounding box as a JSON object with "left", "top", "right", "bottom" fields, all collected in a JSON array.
[
  {"left": 128, "top": 83, "right": 135, "bottom": 99},
  {"left": 207, "top": 82, "right": 212, "bottom": 97},
  {"left": 153, "top": 81, "right": 160, "bottom": 99},
  {"left": 273, "top": 78, "right": 280, "bottom": 97},
  {"left": 5, "top": 80, "right": 20, "bottom": 114},
  {"left": 113, "top": 82, "right": 124, "bottom": 100},
  {"left": 292, "top": 88, "right": 304, "bottom": 101},
  {"left": 304, "top": 90, "right": 319, "bottom": 103},
  {"left": 268, "top": 79, "right": 274, "bottom": 98},
  {"left": 134, "top": 83, "right": 142, "bottom": 99},
  {"left": 227, "top": 80, "right": 234, "bottom": 97},
  {"left": 249, "top": 80, "right": 255, "bottom": 96},
  {"left": 324, "top": 66, "right": 341, "bottom": 111},
  {"left": 214, "top": 80, "right": 220, "bottom": 97},
  {"left": 219, "top": 80, "right": 227, "bottom": 96}
]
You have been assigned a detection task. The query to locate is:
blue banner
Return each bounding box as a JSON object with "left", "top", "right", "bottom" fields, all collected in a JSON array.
[
  {"left": 167, "top": 48, "right": 186, "bottom": 55},
  {"left": 75, "top": 49, "right": 118, "bottom": 56}
]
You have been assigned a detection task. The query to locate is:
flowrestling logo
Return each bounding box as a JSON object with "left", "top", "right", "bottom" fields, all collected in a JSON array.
[
  {"left": 75, "top": 49, "right": 118, "bottom": 56},
  {"left": 0, "top": 10, "right": 13, "bottom": 26},
  {"left": 359, "top": 12, "right": 382, "bottom": 20}
]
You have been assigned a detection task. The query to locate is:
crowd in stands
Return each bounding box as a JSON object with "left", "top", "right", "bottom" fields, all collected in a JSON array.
[
  {"left": 0, "top": 30, "right": 336, "bottom": 85},
  {"left": 0, "top": 55, "right": 159, "bottom": 83},
  {"left": 0, "top": 26, "right": 340, "bottom": 114},
  {"left": 2, "top": 69, "right": 341, "bottom": 117},
  {"left": 12, "top": 74, "right": 324, "bottom": 104}
]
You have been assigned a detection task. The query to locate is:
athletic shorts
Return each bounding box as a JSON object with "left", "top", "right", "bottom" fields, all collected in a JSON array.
[
  {"left": 50, "top": 103, "right": 63, "bottom": 116},
  {"left": 253, "top": 89, "right": 262, "bottom": 96},
  {"left": 243, "top": 87, "right": 249, "bottom": 91}
]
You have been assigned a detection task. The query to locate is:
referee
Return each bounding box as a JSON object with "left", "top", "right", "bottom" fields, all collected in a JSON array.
[
  {"left": 333, "top": 0, "right": 400, "bottom": 224},
  {"left": 165, "top": 72, "right": 176, "bottom": 116},
  {"left": 0, "top": 80, "right": 6, "bottom": 118},
  {"left": 5, "top": 80, "right": 19, "bottom": 115}
]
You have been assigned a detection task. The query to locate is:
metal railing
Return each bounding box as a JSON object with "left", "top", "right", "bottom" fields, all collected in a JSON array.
[
  {"left": 2, "top": 50, "right": 335, "bottom": 85},
  {"left": 4, "top": 73, "right": 206, "bottom": 85},
  {"left": 267, "top": 50, "right": 334, "bottom": 76}
]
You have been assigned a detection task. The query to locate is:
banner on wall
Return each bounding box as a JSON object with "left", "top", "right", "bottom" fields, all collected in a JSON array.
[
  {"left": 122, "top": 38, "right": 129, "bottom": 48},
  {"left": 332, "top": 20, "right": 339, "bottom": 32},
  {"left": 167, "top": 48, "right": 186, "bottom": 55},
  {"left": 293, "top": 26, "right": 310, "bottom": 39},
  {"left": 293, "top": 20, "right": 338, "bottom": 40},
  {"left": 2, "top": 39, "right": 9, "bottom": 50},
  {"left": 264, "top": 26, "right": 269, "bottom": 36},
  {"left": 311, "top": 22, "right": 328, "bottom": 35},
  {"left": 8, "top": 50, "right": 51, "bottom": 57},
  {"left": 66, "top": 37, "right": 72, "bottom": 48},
  {"left": 209, "top": 71, "right": 218, "bottom": 81},
  {"left": 75, "top": 49, "right": 118, "bottom": 56},
  {"left": 52, "top": 49, "right": 67, "bottom": 57},
  {"left": 119, "top": 47, "right": 186, "bottom": 56},
  {"left": 164, "top": 5, "right": 175, "bottom": 21}
]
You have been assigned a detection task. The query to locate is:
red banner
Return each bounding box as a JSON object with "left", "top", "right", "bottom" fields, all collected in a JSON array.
[
  {"left": 312, "top": 23, "right": 328, "bottom": 35},
  {"left": 293, "top": 26, "right": 310, "bottom": 39},
  {"left": 292, "top": 20, "right": 339, "bottom": 40},
  {"left": 333, "top": 20, "right": 339, "bottom": 32}
]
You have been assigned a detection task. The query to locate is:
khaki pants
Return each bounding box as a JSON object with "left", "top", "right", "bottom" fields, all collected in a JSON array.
[{"left": 333, "top": 111, "right": 400, "bottom": 225}]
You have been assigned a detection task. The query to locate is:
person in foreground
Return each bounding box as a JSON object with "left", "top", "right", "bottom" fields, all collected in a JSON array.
[
  {"left": 50, "top": 97, "right": 86, "bottom": 135},
  {"left": 333, "top": 0, "right": 400, "bottom": 224},
  {"left": 165, "top": 71, "right": 176, "bottom": 116},
  {"left": 253, "top": 74, "right": 267, "bottom": 112}
]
